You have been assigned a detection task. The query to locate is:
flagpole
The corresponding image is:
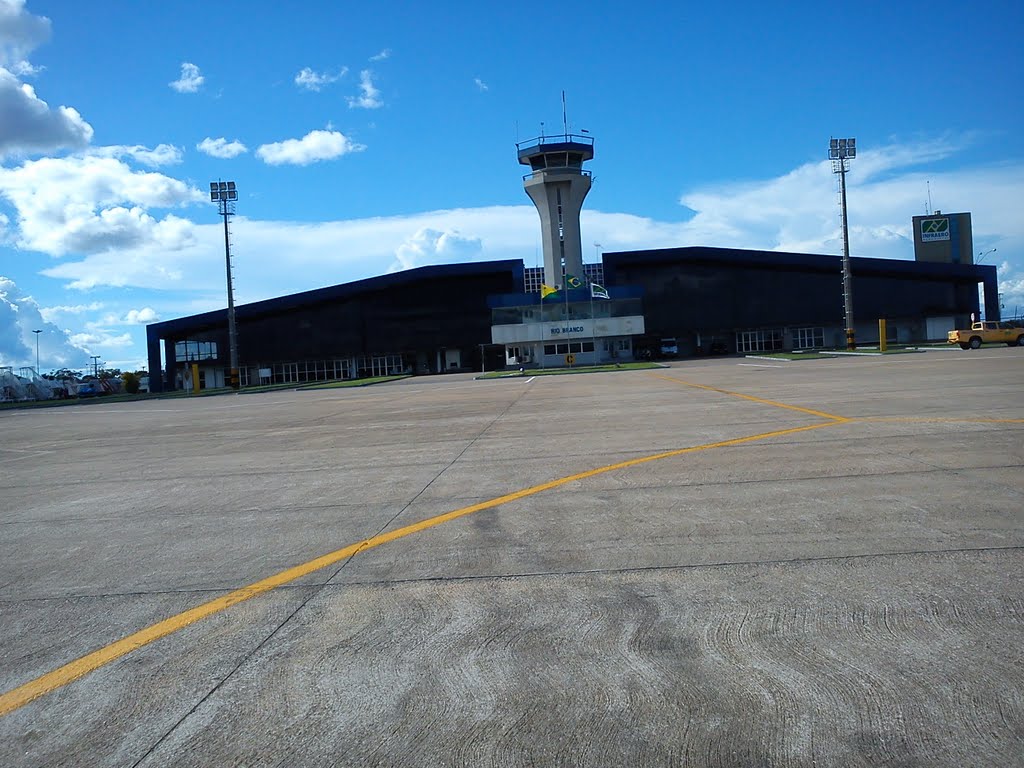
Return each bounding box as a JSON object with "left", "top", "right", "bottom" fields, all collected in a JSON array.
[
  {"left": 592, "top": 243, "right": 600, "bottom": 365},
  {"left": 590, "top": 287, "right": 596, "bottom": 364},
  {"left": 536, "top": 245, "right": 545, "bottom": 370},
  {"left": 539, "top": 282, "right": 546, "bottom": 370},
  {"left": 564, "top": 270, "right": 571, "bottom": 367}
]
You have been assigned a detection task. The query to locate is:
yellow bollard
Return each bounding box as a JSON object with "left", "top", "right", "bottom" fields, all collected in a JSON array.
[{"left": 879, "top": 319, "right": 887, "bottom": 352}]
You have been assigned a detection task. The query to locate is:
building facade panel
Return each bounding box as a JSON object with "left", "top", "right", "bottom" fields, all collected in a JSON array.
[{"left": 147, "top": 262, "right": 521, "bottom": 391}]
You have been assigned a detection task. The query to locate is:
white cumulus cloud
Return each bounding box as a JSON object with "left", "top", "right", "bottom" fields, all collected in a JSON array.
[
  {"left": 369, "top": 49, "right": 390, "bottom": 62},
  {"left": 197, "top": 137, "right": 248, "bottom": 159},
  {"left": 0, "top": 153, "right": 205, "bottom": 256},
  {"left": 676, "top": 138, "right": 983, "bottom": 255},
  {"left": 0, "top": 275, "right": 92, "bottom": 369},
  {"left": 0, "top": 67, "right": 93, "bottom": 157},
  {"left": 41, "top": 243, "right": 187, "bottom": 290},
  {"left": 70, "top": 330, "right": 132, "bottom": 349},
  {"left": 0, "top": 0, "right": 51, "bottom": 73},
  {"left": 392, "top": 228, "right": 483, "bottom": 272},
  {"left": 474, "top": 77, "right": 488, "bottom": 92},
  {"left": 348, "top": 69, "right": 382, "bottom": 109},
  {"left": 92, "top": 143, "right": 183, "bottom": 167},
  {"left": 255, "top": 129, "right": 365, "bottom": 166},
  {"left": 122, "top": 307, "right": 158, "bottom": 324},
  {"left": 169, "top": 62, "right": 204, "bottom": 93},
  {"left": 294, "top": 66, "right": 347, "bottom": 91},
  {"left": 39, "top": 301, "right": 104, "bottom": 323}
]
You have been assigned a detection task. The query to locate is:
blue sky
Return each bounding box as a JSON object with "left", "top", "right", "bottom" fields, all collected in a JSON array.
[{"left": 1, "top": 0, "right": 1022, "bottom": 372}]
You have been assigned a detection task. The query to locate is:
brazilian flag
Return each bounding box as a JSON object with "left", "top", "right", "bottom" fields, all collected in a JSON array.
[{"left": 565, "top": 274, "right": 583, "bottom": 289}]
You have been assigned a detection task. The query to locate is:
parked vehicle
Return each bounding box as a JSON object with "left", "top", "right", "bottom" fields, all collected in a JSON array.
[{"left": 947, "top": 321, "right": 1024, "bottom": 350}]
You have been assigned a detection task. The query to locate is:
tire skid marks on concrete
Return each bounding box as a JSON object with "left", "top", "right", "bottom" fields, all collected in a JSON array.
[
  {"left": 695, "top": 570, "right": 1022, "bottom": 765},
  {"left": 65, "top": 551, "right": 1024, "bottom": 767},
  {"left": 613, "top": 590, "right": 709, "bottom": 767},
  {"left": 702, "top": 606, "right": 809, "bottom": 765}
]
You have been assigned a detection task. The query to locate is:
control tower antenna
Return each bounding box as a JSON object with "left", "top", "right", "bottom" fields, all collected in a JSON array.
[{"left": 516, "top": 114, "right": 595, "bottom": 290}]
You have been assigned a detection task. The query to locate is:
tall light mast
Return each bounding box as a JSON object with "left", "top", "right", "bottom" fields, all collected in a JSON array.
[
  {"left": 210, "top": 180, "right": 240, "bottom": 389},
  {"left": 830, "top": 137, "right": 857, "bottom": 350}
]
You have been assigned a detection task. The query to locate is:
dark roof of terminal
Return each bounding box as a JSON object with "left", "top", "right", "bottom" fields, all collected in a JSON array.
[
  {"left": 602, "top": 245, "right": 995, "bottom": 280},
  {"left": 148, "top": 259, "right": 524, "bottom": 335},
  {"left": 149, "top": 247, "right": 995, "bottom": 336}
]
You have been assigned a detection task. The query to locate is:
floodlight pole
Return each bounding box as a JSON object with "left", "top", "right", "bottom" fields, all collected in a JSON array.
[
  {"left": 211, "top": 181, "right": 240, "bottom": 389},
  {"left": 830, "top": 138, "right": 857, "bottom": 350},
  {"left": 222, "top": 205, "right": 239, "bottom": 389},
  {"left": 839, "top": 166, "right": 854, "bottom": 349}
]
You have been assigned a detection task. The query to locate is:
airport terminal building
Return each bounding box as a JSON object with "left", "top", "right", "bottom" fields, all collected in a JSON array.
[{"left": 145, "top": 246, "right": 997, "bottom": 392}]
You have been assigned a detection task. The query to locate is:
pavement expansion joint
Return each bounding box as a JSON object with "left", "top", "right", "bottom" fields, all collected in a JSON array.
[{"left": 335, "top": 544, "right": 1024, "bottom": 589}]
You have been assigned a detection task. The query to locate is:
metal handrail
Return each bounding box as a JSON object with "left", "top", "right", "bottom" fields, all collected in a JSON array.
[
  {"left": 516, "top": 132, "right": 594, "bottom": 151},
  {"left": 522, "top": 168, "right": 592, "bottom": 181}
]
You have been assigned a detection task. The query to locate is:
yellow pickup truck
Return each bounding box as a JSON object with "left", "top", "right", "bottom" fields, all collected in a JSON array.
[{"left": 948, "top": 321, "right": 1024, "bottom": 350}]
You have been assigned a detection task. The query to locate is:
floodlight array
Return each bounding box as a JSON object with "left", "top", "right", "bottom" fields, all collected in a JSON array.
[
  {"left": 210, "top": 180, "right": 238, "bottom": 202},
  {"left": 828, "top": 137, "right": 856, "bottom": 160}
]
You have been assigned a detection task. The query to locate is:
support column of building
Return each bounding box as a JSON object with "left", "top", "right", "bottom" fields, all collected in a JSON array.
[
  {"left": 145, "top": 326, "right": 164, "bottom": 393},
  {"left": 162, "top": 338, "right": 176, "bottom": 392},
  {"left": 982, "top": 271, "right": 1001, "bottom": 321}
]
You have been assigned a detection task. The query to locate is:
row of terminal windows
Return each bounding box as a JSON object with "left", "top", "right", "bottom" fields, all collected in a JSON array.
[
  {"left": 793, "top": 327, "right": 826, "bottom": 349},
  {"left": 543, "top": 341, "right": 595, "bottom": 355},
  {"left": 526, "top": 152, "right": 586, "bottom": 171},
  {"left": 736, "top": 330, "right": 784, "bottom": 353},
  {"left": 735, "top": 327, "right": 825, "bottom": 353},
  {"left": 236, "top": 355, "right": 407, "bottom": 386},
  {"left": 175, "top": 340, "right": 218, "bottom": 361},
  {"left": 540, "top": 338, "right": 630, "bottom": 356}
]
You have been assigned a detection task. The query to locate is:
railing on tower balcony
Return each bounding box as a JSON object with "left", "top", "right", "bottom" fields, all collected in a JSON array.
[{"left": 515, "top": 132, "right": 595, "bottom": 154}]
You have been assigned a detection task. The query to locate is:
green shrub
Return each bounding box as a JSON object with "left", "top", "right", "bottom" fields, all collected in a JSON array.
[{"left": 123, "top": 371, "right": 140, "bottom": 394}]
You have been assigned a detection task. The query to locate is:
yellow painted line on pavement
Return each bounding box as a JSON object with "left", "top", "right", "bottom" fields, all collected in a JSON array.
[
  {"left": 855, "top": 416, "right": 1024, "bottom": 424},
  {"left": 0, "top": 419, "right": 843, "bottom": 718},
  {"left": 650, "top": 373, "right": 850, "bottom": 422}
]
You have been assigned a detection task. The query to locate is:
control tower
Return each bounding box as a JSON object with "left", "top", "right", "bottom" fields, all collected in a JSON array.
[{"left": 517, "top": 132, "right": 594, "bottom": 288}]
